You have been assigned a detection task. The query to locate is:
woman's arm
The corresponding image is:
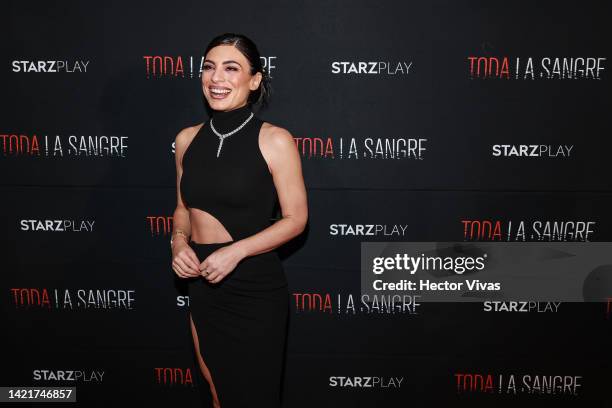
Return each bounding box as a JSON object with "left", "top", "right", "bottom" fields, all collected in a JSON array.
[
  {"left": 233, "top": 124, "right": 308, "bottom": 258},
  {"left": 171, "top": 126, "right": 201, "bottom": 277}
]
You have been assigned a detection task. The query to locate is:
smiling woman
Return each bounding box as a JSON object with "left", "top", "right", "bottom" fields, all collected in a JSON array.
[{"left": 170, "top": 33, "right": 308, "bottom": 408}]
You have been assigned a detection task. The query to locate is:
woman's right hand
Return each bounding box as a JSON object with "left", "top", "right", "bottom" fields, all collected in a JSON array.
[{"left": 171, "top": 240, "right": 201, "bottom": 278}]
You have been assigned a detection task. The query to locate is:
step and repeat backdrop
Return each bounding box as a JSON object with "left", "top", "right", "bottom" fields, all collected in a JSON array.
[{"left": 2, "top": 1, "right": 611, "bottom": 407}]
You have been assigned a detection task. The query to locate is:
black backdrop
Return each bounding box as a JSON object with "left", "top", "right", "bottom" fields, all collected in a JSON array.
[{"left": 2, "top": 1, "right": 611, "bottom": 407}]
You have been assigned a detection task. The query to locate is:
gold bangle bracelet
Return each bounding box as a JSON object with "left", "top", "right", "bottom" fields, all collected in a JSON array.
[{"left": 170, "top": 230, "right": 190, "bottom": 247}]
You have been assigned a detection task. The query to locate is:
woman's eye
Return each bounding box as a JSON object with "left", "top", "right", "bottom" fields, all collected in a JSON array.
[
  {"left": 203, "top": 65, "right": 213, "bottom": 70},
  {"left": 227, "top": 67, "right": 238, "bottom": 71}
]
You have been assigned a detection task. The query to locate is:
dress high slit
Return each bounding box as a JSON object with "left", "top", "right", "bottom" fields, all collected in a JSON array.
[
  {"left": 180, "top": 103, "right": 289, "bottom": 407},
  {"left": 189, "top": 312, "right": 220, "bottom": 405}
]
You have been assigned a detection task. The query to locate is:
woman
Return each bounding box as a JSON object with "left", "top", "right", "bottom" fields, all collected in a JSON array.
[{"left": 170, "top": 32, "right": 308, "bottom": 408}]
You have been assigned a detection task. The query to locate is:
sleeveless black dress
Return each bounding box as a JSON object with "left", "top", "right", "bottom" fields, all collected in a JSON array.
[{"left": 180, "top": 103, "right": 289, "bottom": 407}]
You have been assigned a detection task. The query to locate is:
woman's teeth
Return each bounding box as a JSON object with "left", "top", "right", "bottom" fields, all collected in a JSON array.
[{"left": 210, "top": 88, "right": 231, "bottom": 99}]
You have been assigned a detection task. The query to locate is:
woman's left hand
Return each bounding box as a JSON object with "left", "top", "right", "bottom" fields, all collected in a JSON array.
[{"left": 199, "top": 243, "right": 246, "bottom": 284}]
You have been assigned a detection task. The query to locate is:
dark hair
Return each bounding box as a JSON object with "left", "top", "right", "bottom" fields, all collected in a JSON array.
[{"left": 204, "top": 33, "right": 272, "bottom": 109}]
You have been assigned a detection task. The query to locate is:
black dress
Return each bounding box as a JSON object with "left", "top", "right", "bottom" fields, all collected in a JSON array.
[{"left": 180, "top": 103, "right": 289, "bottom": 407}]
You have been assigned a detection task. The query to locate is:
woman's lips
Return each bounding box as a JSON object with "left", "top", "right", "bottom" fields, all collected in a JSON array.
[{"left": 209, "top": 87, "right": 231, "bottom": 99}]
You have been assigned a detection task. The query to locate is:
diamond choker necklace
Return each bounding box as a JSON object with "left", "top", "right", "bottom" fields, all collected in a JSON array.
[{"left": 209, "top": 111, "right": 255, "bottom": 158}]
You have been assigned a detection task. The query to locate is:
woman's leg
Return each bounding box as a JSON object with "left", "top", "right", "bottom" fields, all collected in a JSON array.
[{"left": 190, "top": 312, "right": 221, "bottom": 408}]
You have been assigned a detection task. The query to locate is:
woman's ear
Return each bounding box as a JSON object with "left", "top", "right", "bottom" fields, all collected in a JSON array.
[{"left": 250, "top": 71, "right": 263, "bottom": 91}]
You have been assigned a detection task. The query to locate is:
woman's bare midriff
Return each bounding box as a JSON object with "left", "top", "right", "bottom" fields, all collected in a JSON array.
[{"left": 188, "top": 207, "right": 234, "bottom": 244}]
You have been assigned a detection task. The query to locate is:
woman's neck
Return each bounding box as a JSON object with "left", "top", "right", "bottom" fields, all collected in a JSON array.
[{"left": 210, "top": 103, "right": 253, "bottom": 133}]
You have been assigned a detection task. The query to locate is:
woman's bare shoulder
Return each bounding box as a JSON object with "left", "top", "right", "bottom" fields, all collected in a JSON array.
[
  {"left": 260, "top": 121, "right": 294, "bottom": 146},
  {"left": 259, "top": 121, "right": 299, "bottom": 169},
  {"left": 176, "top": 122, "right": 204, "bottom": 147}
]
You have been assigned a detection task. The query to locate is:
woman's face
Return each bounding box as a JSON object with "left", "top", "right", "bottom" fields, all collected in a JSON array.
[{"left": 201, "top": 45, "right": 262, "bottom": 111}]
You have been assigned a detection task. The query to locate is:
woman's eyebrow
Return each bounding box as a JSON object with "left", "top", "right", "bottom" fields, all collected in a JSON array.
[{"left": 204, "top": 59, "right": 243, "bottom": 67}]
